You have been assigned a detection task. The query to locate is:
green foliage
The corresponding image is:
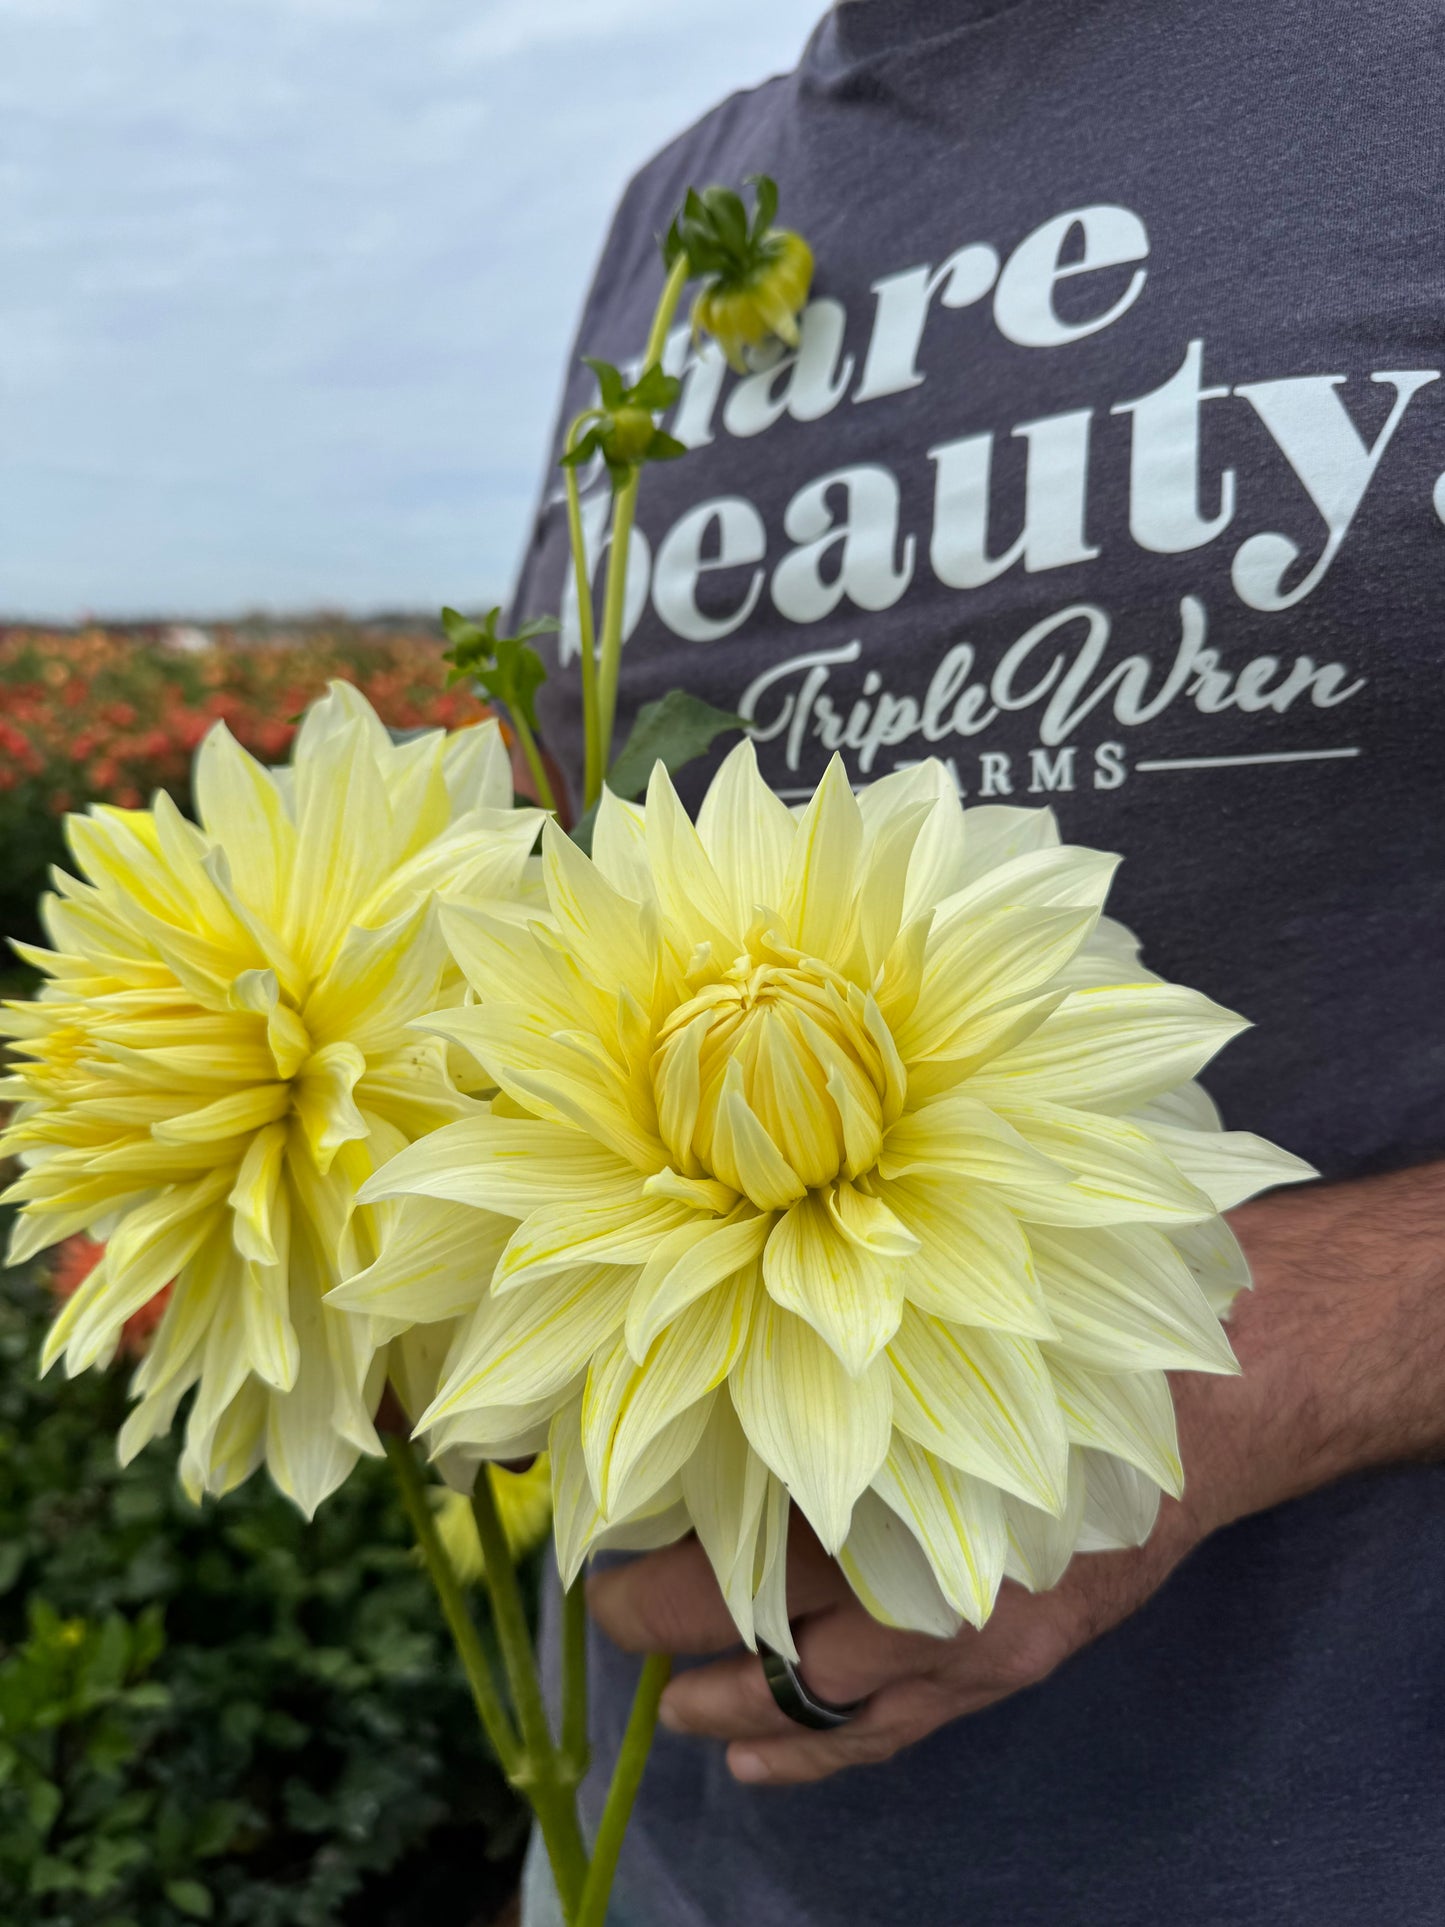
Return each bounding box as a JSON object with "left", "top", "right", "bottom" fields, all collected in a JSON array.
[
  {"left": 572, "top": 691, "right": 747, "bottom": 852},
  {"left": 662, "top": 174, "right": 782, "bottom": 282},
  {"left": 0, "top": 1267, "right": 526, "bottom": 1927},
  {"left": 560, "top": 361, "right": 684, "bottom": 487},
  {"left": 440, "top": 606, "right": 556, "bottom": 735}
]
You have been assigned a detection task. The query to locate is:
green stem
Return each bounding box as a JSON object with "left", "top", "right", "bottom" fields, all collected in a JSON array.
[
  {"left": 564, "top": 412, "right": 604, "bottom": 812},
  {"left": 560, "top": 1576, "right": 590, "bottom": 1783},
  {"left": 593, "top": 250, "right": 691, "bottom": 776},
  {"left": 471, "top": 1475, "right": 590, "bottom": 1921},
  {"left": 575, "top": 1652, "right": 672, "bottom": 1927},
  {"left": 511, "top": 707, "right": 559, "bottom": 815},
  {"left": 383, "top": 1436, "right": 521, "bottom": 1782}
]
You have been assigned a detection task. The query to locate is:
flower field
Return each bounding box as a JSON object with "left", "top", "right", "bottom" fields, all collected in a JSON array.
[
  {"left": 0, "top": 623, "right": 524, "bottom": 1924},
  {"left": 0, "top": 620, "right": 491, "bottom": 955}
]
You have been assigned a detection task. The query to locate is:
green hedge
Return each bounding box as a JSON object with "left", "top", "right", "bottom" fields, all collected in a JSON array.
[{"left": 0, "top": 1265, "right": 526, "bottom": 1927}]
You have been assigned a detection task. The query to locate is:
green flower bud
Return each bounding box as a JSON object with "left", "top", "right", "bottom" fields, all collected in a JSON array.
[{"left": 664, "top": 175, "right": 814, "bottom": 371}]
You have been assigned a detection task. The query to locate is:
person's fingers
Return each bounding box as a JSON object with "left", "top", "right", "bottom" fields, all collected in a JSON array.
[
  {"left": 660, "top": 1603, "right": 941, "bottom": 1741},
  {"left": 793, "top": 1604, "right": 957, "bottom": 1707},
  {"left": 659, "top": 1649, "right": 799, "bottom": 1741},
  {"left": 588, "top": 1529, "right": 846, "bottom": 1657},
  {"left": 726, "top": 1678, "right": 948, "bottom": 1787}
]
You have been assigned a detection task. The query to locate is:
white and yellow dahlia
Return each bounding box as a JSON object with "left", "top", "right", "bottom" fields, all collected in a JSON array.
[
  {"left": 0, "top": 683, "right": 544, "bottom": 1514},
  {"left": 342, "top": 744, "right": 1311, "bottom": 1648}
]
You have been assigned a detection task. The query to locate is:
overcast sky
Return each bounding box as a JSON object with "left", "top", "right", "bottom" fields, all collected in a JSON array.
[{"left": 0, "top": 0, "right": 823, "bottom": 620}]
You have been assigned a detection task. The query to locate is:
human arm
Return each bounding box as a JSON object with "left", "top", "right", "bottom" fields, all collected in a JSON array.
[{"left": 588, "top": 1161, "right": 1445, "bottom": 1786}]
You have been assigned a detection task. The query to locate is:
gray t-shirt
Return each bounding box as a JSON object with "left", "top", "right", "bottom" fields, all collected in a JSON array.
[{"left": 512, "top": 3, "right": 1445, "bottom": 1920}]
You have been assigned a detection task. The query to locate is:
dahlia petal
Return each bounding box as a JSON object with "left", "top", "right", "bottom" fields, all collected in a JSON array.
[
  {"left": 1044, "top": 1356, "right": 1183, "bottom": 1495},
  {"left": 839, "top": 1488, "right": 961, "bottom": 1638},
  {"left": 695, "top": 739, "right": 796, "bottom": 934},
  {"left": 762, "top": 1191, "right": 906, "bottom": 1375},
  {"left": 425, "top": 1264, "right": 634, "bottom": 1419},
  {"left": 1003, "top": 1454, "right": 1088, "bottom": 1591},
  {"left": 971, "top": 983, "right": 1247, "bottom": 1113},
  {"left": 877, "top": 1094, "right": 1071, "bottom": 1190},
  {"left": 858, "top": 799, "right": 933, "bottom": 974},
  {"left": 328, "top": 1196, "right": 511, "bottom": 1328},
  {"left": 626, "top": 1213, "right": 770, "bottom": 1360},
  {"left": 542, "top": 820, "right": 658, "bottom": 1004},
  {"left": 710, "top": 1062, "right": 808, "bottom": 1209},
  {"left": 442, "top": 716, "right": 513, "bottom": 814},
  {"left": 152, "top": 1082, "right": 291, "bottom": 1145},
  {"left": 1029, "top": 1223, "right": 1238, "bottom": 1374},
  {"left": 193, "top": 723, "right": 295, "bottom": 925},
  {"left": 872, "top": 1434, "right": 1008, "bottom": 1627},
  {"left": 180, "top": 1234, "right": 253, "bottom": 1457},
  {"left": 590, "top": 789, "right": 652, "bottom": 903},
  {"left": 781, "top": 756, "right": 863, "bottom": 968},
  {"left": 292, "top": 1042, "right": 370, "bottom": 1174},
  {"left": 265, "top": 1247, "right": 368, "bottom": 1520},
  {"left": 932, "top": 843, "right": 1119, "bottom": 929},
  {"left": 591, "top": 1491, "right": 692, "bottom": 1557},
  {"left": 900, "top": 990, "right": 1067, "bottom": 1105},
  {"left": 1135, "top": 1119, "right": 1317, "bottom": 1210},
  {"left": 645, "top": 763, "right": 740, "bottom": 953},
  {"left": 549, "top": 1392, "right": 604, "bottom": 1586},
  {"left": 954, "top": 802, "right": 1062, "bottom": 886},
  {"left": 825, "top": 1181, "right": 918, "bottom": 1258},
  {"left": 585, "top": 1281, "right": 747, "bottom": 1514},
  {"left": 357, "top": 1112, "right": 640, "bottom": 1214},
  {"left": 303, "top": 899, "right": 448, "bottom": 1055},
  {"left": 680, "top": 1395, "right": 771, "bottom": 1647},
  {"left": 1076, "top": 1448, "right": 1162, "bottom": 1552},
  {"left": 241, "top": 1192, "right": 300, "bottom": 1392},
  {"left": 751, "top": 1472, "right": 797, "bottom": 1661},
  {"left": 47, "top": 1171, "right": 231, "bottom": 1375},
  {"left": 492, "top": 1194, "right": 698, "bottom": 1292},
  {"left": 1170, "top": 1216, "right": 1254, "bottom": 1316},
  {"left": 990, "top": 1099, "right": 1217, "bottom": 1225},
  {"left": 640, "top": 1167, "right": 740, "bottom": 1213},
  {"left": 731, "top": 1297, "right": 891, "bottom": 1552},
  {"left": 286, "top": 714, "right": 394, "bottom": 976},
  {"left": 417, "top": 1006, "right": 666, "bottom": 1172},
  {"left": 878, "top": 1175, "right": 1054, "bottom": 1338},
  {"left": 894, "top": 907, "right": 1099, "bottom": 1063},
  {"left": 180, "top": 1378, "right": 267, "bottom": 1503},
  {"left": 887, "top": 1306, "right": 1070, "bottom": 1514}
]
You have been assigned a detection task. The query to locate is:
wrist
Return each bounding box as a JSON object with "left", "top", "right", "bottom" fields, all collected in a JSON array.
[{"left": 1172, "top": 1161, "right": 1445, "bottom": 1542}]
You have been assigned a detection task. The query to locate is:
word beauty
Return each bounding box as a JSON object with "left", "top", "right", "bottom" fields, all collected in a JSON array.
[{"left": 559, "top": 202, "right": 1441, "bottom": 652}]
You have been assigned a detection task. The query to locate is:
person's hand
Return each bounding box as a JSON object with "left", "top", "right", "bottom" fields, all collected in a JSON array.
[
  {"left": 590, "top": 1486, "right": 1200, "bottom": 1786},
  {"left": 588, "top": 1165, "right": 1445, "bottom": 1786}
]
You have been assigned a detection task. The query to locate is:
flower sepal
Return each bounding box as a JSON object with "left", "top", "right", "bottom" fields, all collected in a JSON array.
[{"left": 560, "top": 358, "right": 685, "bottom": 488}]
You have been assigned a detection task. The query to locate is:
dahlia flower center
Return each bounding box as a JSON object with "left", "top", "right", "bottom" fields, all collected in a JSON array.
[{"left": 652, "top": 951, "right": 885, "bottom": 1201}]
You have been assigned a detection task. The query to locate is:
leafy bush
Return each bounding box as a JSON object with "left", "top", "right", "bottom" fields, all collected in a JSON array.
[
  {"left": 0, "top": 1265, "right": 526, "bottom": 1927},
  {"left": 0, "top": 622, "right": 490, "bottom": 951}
]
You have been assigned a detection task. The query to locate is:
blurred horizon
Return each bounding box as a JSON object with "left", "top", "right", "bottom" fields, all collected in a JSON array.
[{"left": 0, "top": 0, "right": 823, "bottom": 623}]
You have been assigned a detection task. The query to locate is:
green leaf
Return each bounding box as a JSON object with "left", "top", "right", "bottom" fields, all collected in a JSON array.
[
  {"left": 602, "top": 690, "right": 748, "bottom": 806},
  {"left": 581, "top": 356, "right": 627, "bottom": 410},
  {"left": 646, "top": 430, "right": 688, "bottom": 462},
  {"left": 164, "top": 1877, "right": 214, "bottom": 1919},
  {"left": 629, "top": 364, "right": 681, "bottom": 411},
  {"left": 747, "top": 172, "right": 779, "bottom": 240},
  {"left": 0, "top": 1541, "right": 25, "bottom": 1594}
]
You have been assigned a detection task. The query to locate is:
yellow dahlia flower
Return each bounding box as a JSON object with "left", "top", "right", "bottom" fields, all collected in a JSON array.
[
  {"left": 0, "top": 683, "right": 544, "bottom": 1515},
  {"left": 343, "top": 745, "right": 1311, "bottom": 1647}
]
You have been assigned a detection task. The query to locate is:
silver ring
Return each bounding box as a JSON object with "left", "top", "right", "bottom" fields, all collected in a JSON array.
[{"left": 760, "top": 1644, "right": 865, "bottom": 1730}]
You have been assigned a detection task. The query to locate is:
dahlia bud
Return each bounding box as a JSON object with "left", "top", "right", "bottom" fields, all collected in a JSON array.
[{"left": 664, "top": 175, "right": 815, "bottom": 371}]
